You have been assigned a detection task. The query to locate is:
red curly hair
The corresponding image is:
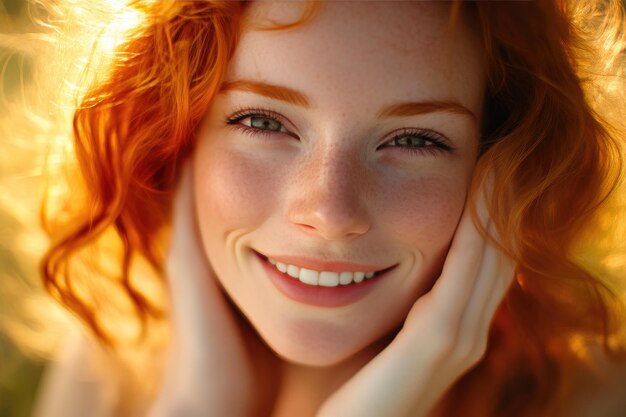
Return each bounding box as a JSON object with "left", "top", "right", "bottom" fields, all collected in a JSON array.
[{"left": 41, "top": 1, "right": 625, "bottom": 416}]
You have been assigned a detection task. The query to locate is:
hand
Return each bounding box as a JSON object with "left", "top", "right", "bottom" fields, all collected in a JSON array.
[
  {"left": 316, "top": 180, "right": 515, "bottom": 417},
  {"left": 146, "top": 164, "right": 277, "bottom": 417}
]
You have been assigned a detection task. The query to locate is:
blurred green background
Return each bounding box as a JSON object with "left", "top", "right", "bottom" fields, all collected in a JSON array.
[{"left": 1, "top": 2, "right": 45, "bottom": 417}]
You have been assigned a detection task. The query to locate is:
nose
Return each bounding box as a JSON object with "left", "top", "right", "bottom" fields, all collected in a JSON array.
[{"left": 286, "top": 145, "right": 371, "bottom": 241}]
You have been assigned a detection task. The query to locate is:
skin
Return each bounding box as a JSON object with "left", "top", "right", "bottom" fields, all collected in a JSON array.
[
  {"left": 29, "top": 2, "right": 626, "bottom": 417},
  {"left": 195, "top": 3, "right": 482, "bottom": 358},
  {"left": 154, "top": 163, "right": 512, "bottom": 417},
  {"left": 190, "top": 1, "right": 485, "bottom": 415}
]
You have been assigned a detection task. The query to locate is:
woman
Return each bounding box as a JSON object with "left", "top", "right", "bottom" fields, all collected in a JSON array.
[{"left": 16, "top": 0, "right": 626, "bottom": 416}]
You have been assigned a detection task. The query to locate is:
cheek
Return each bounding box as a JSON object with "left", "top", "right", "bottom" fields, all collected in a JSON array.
[
  {"left": 193, "top": 141, "right": 281, "bottom": 234},
  {"left": 375, "top": 174, "right": 467, "bottom": 256}
]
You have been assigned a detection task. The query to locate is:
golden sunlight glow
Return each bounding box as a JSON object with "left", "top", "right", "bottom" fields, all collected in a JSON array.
[
  {"left": 97, "top": 6, "right": 145, "bottom": 56},
  {"left": 55, "top": 0, "right": 147, "bottom": 105},
  {"left": 0, "top": 0, "right": 148, "bottom": 360}
]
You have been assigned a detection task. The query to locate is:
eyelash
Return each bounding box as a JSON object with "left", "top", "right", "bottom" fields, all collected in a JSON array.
[
  {"left": 385, "top": 128, "right": 453, "bottom": 155},
  {"left": 226, "top": 107, "right": 292, "bottom": 138},
  {"left": 225, "top": 107, "right": 454, "bottom": 155}
]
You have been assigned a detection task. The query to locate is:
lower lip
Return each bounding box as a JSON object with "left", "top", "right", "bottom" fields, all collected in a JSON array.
[{"left": 257, "top": 254, "right": 389, "bottom": 308}]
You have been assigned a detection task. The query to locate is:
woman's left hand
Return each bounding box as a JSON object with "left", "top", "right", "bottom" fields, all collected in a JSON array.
[{"left": 316, "top": 183, "right": 515, "bottom": 417}]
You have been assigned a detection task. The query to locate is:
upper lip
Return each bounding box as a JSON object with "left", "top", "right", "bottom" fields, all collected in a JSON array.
[{"left": 256, "top": 251, "right": 392, "bottom": 273}]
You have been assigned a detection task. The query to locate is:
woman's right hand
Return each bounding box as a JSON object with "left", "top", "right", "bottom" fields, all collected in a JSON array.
[{"left": 146, "top": 164, "right": 278, "bottom": 417}]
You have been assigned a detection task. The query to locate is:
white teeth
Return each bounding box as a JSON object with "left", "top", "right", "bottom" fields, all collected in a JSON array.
[
  {"left": 319, "top": 271, "right": 339, "bottom": 287},
  {"left": 339, "top": 271, "right": 353, "bottom": 285},
  {"left": 267, "top": 257, "right": 380, "bottom": 287},
  {"left": 287, "top": 264, "right": 300, "bottom": 278},
  {"left": 299, "top": 268, "right": 319, "bottom": 285}
]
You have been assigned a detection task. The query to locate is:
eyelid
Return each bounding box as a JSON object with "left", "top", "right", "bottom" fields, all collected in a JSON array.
[
  {"left": 225, "top": 106, "right": 456, "bottom": 153},
  {"left": 225, "top": 107, "right": 296, "bottom": 135},
  {"left": 382, "top": 127, "right": 455, "bottom": 151}
]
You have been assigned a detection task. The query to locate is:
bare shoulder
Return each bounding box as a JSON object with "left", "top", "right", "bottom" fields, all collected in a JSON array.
[
  {"left": 31, "top": 330, "right": 124, "bottom": 417},
  {"left": 567, "top": 344, "right": 626, "bottom": 417}
]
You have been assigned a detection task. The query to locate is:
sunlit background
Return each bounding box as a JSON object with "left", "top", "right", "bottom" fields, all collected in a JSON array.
[
  {"left": 1, "top": 0, "right": 152, "bottom": 414},
  {"left": 1, "top": 1, "right": 626, "bottom": 417},
  {"left": 1, "top": 1, "right": 43, "bottom": 415},
  {"left": 2, "top": 1, "right": 65, "bottom": 416}
]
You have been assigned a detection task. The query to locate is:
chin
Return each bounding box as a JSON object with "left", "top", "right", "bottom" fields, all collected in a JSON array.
[
  {"left": 257, "top": 320, "right": 399, "bottom": 368},
  {"left": 270, "top": 341, "right": 361, "bottom": 368}
]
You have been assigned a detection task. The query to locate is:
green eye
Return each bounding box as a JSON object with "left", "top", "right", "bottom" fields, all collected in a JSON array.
[
  {"left": 250, "top": 116, "right": 283, "bottom": 132},
  {"left": 382, "top": 128, "right": 454, "bottom": 156},
  {"left": 226, "top": 108, "right": 295, "bottom": 139}
]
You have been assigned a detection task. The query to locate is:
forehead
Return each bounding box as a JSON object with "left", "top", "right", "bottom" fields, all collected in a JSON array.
[{"left": 226, "top": 1, "right": 485, "bottom": 118}]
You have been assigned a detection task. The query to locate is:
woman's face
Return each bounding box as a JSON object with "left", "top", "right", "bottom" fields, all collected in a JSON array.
[{"left": 194, "top": 1, "right": 484, "bottom": 366}]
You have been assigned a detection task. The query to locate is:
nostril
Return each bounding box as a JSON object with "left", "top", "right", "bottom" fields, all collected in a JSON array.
[
  {"left": 296, "top": 223, "right": 317, "bottom": 232},
  {"left": 292, "top": 218, "right": 370, "bottom": 241},
  {"left": 286, "top": 186, "right": 371, "bottom": 241}
]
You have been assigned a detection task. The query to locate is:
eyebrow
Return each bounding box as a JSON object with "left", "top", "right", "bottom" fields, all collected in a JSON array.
[
  {"left": 219, "top": 79, "right": 476, "bottom": 121},
  {"left": 221, "top": 79, "right": 310, "bottom": 107}
]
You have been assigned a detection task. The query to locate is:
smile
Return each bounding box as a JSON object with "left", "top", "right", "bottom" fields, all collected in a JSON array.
[
  {"left": 268, "top": 257, "right": 377, "bottom": 287},
  {"left": 255, "top": 251, "right": 396, "bottom": 307}
]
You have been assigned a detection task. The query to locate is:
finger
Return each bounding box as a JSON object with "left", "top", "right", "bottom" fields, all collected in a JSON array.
[
  {"left": 455, "top": 225, "right": 514, "bottom": 362},
  {"left": 166, "top": 164, "right": 207, "bottom": 346},
  {"left": 424, "top": 178, "right": 492, "bottom": 325},
  {"left": 474, "top": 170, "right": 493, "bottom": 229},
  {"left": 474, "top": 243, "right": 515, "bottom": 341},
  {"left": 472, "top": 174, "right": 515, "bottom": 342},
  {"left": 166, "top": 163, "right": 233, "bottom": 359},
  {"left": 168, "top": 164, "right": 203, "bottom": 263},
  {"left": 417, "top": 252, "right": 507, "bottom": 416}
]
